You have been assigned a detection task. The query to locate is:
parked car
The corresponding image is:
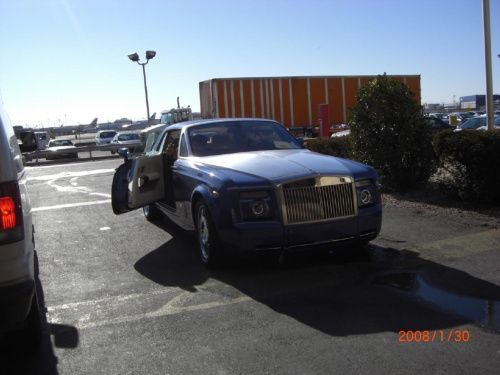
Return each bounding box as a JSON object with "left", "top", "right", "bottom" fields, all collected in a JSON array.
[
  {"left": 427, "top": 113, "right": 450, "bottom": 124},
  {"left": 454, "top": 116, "right": 487, "bottom": 132},
  {"left": 111, "top": 118, "right": 382, "bottom": 267},
  {"left": 332, "top": 117, "right": 452, "bottom": 137},
  {"left": 0, "top": 102, "right": 41, "bottom": 348},
  {"left": 476, "top": 115, "right": 500, "bottom": 131},
  {"left": 45, "top": 139, "right": 78, "bottom": 160},
  {"left": 110, "top": 132, "right": 141, "bottom": 154},
  {"left": 331, "top": 129, "right": 351, "bottom": 137},
  {"left": 95, "top": 130, "right": 117, "bottom": 145},
  {"left": 423, "top": 117, "right": 455, "bottom": 132},
  {"left": 450, "top": 112, "right": 476, "bottom": 125}
]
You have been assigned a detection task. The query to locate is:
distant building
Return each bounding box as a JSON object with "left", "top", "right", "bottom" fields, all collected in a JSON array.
[
  {"left": 425, "top": 103, "right": 442, "bottom": 110},
  {"left": 460, "top": 95, "right": 500, "bottom": 110},
  {"left": 424, "top": 102, "right": 459, "bottom": 113}
]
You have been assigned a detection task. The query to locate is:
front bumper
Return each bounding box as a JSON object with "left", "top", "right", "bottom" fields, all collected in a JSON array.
[{"left": 219, "top": 205, "right": 382, "bottom": 257}]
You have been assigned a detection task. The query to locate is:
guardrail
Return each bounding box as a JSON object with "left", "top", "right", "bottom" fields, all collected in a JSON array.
[{"left": 24, "top": 142, "right": 143, "bottom": 164}]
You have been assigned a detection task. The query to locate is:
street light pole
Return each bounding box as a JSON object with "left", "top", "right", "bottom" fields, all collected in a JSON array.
[
  {"left": 127, "top": 50, "right": 156, "bottom": 127},
  {"left": 141, "top": 63, "right": 151, "bottom": 126}
]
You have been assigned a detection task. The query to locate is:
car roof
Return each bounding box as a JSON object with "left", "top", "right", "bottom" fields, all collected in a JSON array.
[
  {"left": 162, "top": 118, "right": 281, "bottom": 132},
  {"left": 139, "top": 122, "right": 169, "bottom": 134}
]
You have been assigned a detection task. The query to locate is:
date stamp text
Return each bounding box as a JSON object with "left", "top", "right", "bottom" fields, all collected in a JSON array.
[{"left": 399, "top": 330, "right": 470, "bottom": 342}]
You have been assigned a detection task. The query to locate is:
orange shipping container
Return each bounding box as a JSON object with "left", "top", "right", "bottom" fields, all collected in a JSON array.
[{"left": 199, "top": 75, "right": 421, "bottom": 129}]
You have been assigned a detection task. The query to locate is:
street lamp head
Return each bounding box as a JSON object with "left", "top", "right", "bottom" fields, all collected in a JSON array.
[
  {"left": 127, "top": 52, "right": 140, "bottom": 62},
  {"left": 146, "top": 50, "right": 156, "bottom": 60}
]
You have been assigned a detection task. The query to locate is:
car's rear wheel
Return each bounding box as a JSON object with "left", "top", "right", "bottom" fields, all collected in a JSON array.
[
  {"left": 143, "top": 203, "right": 161, "bottom": 221},
  {"left": 195, "top": 199, "right": 224, "bottom": 268}
]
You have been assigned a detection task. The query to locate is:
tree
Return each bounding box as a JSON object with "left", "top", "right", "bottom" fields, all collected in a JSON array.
[{"left": 348, "top": 74, "right": 435, "bottom": 192}]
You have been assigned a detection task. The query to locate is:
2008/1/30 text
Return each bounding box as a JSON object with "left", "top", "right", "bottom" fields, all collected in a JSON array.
[{"left": 399, "top": 330, "right": 470, "bottom": 342}]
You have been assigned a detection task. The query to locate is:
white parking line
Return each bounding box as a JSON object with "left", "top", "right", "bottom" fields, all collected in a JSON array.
[
  {"left": 29, "top": 168, "right": 115, "bottom": 211},
  {"left": 32, "top": 200, "right": 111, "bottom": 212},
  {"left": 27, "top": 169, "right": 115, "bottom": 181}
]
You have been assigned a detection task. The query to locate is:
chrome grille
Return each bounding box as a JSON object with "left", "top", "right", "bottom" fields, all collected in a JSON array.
[{"left": 282, "top": 178, "right": 355, "bottom": 224}]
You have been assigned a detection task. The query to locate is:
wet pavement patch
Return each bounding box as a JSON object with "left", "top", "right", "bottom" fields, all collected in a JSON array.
[{"left": 371, "top": 271, "right": 500, "bottom": 333}]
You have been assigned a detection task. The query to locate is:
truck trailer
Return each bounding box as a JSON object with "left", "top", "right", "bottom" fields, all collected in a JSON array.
[{"left": 199, "top": 75, "right": 421, "bottom": 137}]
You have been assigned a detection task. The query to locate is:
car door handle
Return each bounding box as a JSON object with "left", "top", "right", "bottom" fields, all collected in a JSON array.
[{"left": 138, "top": 172, "right": 160, "bottom": 187}]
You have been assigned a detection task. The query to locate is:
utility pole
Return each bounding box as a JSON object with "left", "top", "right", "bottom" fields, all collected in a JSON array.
[{"left": 483, "top": 0, "right": 494, "bottom": 130}]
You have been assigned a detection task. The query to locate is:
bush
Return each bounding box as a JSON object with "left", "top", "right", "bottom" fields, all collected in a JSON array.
[
  {"left": 433, "top": 130, "right": 500, "bottom": 204},
  {"left": 305, "top": 136, "right": 352, "bottom": 159},
  {"left": 348, "top": 74, "right": 436, "bottom": 192}
]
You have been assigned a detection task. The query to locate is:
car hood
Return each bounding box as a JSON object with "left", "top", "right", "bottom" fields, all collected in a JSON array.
[
  {"left": 47, "top": 146, "right": 76, "bottom": 151},
  {"left": 115, "top": 140, "right": 141, "bottom": 144},
  {"left": 194, "top": 149, "right": 374, "bottom": 183}
]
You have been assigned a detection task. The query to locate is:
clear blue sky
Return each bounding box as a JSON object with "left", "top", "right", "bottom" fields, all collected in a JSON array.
[{"left": 1, "top": 0, "right": 499, "bottom": 127}]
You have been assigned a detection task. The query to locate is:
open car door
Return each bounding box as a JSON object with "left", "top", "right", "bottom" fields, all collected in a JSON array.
[{"left": 111, "top": 153, "right": 165, "bottom": 215}]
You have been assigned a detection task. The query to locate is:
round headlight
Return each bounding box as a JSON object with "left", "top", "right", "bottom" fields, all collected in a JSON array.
[
  {"left": 252, "top": 201, "right": 266, "bottom": 215},
  {"left": 360, "top": 189, "right": 372, "bottom": 205}
]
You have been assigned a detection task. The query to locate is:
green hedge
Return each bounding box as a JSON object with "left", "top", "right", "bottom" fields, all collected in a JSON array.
[
  {"left": 305, "top": 130, "right": 500, "bottom": 205},
  {"left": 305, "top": 136, "right": 352, "bottom": 159},
  {"left": 433, "top": 130, "right": 500, "bottom": 204}
]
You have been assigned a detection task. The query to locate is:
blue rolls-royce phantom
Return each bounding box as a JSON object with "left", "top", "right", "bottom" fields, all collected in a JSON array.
[{"left": 111, "top": 118, "right": 382, "bottom": 267}]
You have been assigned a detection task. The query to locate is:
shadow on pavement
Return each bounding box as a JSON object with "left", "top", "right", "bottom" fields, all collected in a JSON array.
[
  {"left": 1, "top": 251, "right": 79, "bottom": 374},
  {"left": 134, "top": 218, "right": 500, "bottom": 337}
]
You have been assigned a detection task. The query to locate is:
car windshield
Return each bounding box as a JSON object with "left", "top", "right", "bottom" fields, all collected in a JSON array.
[
  {"left": 49, "top": 140, "right": 73, "bottom": 147},
  {"left": 460, "top": 117, "right": 486, "bottom": 129},
  {"left": 100, "top": 131, "right": 116, "bottom": 138},
  {"left": 118, "top": 133, "right": 139, "bottom": 141},
  {"left": 186, "top": 121, "right": 302, "bottom": 156}
]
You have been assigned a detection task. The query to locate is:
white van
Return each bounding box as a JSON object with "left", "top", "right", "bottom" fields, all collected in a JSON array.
[
  {"left": 34, "top": 132, "right": 50, "bottom": 149},
  {"left": 137, "top": 123, "right": 169, "bottom": 153},
  {"left": 95, "top": 130, "right": 117, "bottom": 145},
  {"left": 0, "top": 102, "right": 41, "bottom": 348}
]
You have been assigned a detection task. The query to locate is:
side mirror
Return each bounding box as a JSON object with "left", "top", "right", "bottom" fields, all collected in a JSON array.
[
  {"left": 296, "top": 137, "right": 305, "bottom": 148},
  {"left": 117, "top": 147, "right": 131, "bottom": 162}
]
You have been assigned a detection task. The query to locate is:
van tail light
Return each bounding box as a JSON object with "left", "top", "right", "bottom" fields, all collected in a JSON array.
[
  {"left": 0, "top": 181, "right": 24, "bottom": 244},
  {"left": 1, "top": 197, "right": 17, "bottom": 228}
]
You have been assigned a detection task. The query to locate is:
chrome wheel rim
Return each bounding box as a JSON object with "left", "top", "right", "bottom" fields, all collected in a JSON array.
[{"left": 198, "top": 207, "right": 210, "bottom": 260}]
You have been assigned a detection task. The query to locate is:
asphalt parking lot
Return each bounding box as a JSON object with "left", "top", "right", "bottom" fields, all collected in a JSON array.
[{"left": 2, "top": 158, "right": 500, "bottom": 374}]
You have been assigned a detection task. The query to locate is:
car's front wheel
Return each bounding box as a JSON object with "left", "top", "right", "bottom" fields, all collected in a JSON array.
[
  {"left": 143, "top": 203, "right": 161, "bottom": 221},
  {"left": 195, "top": 199, "right": 224, "bottom": 268}
]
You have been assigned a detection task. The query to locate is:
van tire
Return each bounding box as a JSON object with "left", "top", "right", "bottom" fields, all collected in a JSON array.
[{"left": 6, "top": 290, "right": 43, "bottom": 350}]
